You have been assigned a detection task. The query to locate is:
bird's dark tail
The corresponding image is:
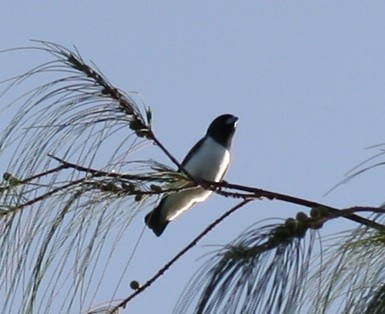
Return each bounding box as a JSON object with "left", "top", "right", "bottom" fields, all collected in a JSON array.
[{"left": 145, "top": 204, "right": 169, "bottom": 237}]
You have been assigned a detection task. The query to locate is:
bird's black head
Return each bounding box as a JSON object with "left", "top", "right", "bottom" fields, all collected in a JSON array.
[{"left": 206, "top": 114, "right": 238, "bottom": 148}]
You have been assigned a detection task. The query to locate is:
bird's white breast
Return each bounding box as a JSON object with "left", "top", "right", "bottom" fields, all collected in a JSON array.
[
  {"left": 184, "top": 137, "right": 230, "bottom": 182},
  {"left": 163, "top": 137, "right": 230, "bottom": 221}
]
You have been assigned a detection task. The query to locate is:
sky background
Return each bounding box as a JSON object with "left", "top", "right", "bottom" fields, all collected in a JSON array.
[{"left": 2, "top": 2, "right": 385, "bottom": 313}]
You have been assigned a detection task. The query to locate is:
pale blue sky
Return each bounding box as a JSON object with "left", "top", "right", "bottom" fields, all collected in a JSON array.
[{"left": 2, "top": 2, "right": 385, "bottom": 313}]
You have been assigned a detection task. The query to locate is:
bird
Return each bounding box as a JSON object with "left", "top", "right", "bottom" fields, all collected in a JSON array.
[{"left": 145, "top": 114, "right": 238, "bottom": 236}]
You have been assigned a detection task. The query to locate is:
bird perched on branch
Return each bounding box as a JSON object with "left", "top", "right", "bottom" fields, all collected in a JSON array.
[{"left": 145, "top": 114, "right": 238, "bottom": 236}]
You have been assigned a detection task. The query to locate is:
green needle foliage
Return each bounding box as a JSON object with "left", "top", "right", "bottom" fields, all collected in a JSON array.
[
  {"left": 1, "top": 41, "right": 385, "bottom": 314},
  {"left": 0, "top": 41, "right": 178, "bottom": 313},
  {"left": 303, "top": 218, "right": 385, "bottom": 314},
  {"left": 175, "top": 215, "right": 320, "bottom": 314}
]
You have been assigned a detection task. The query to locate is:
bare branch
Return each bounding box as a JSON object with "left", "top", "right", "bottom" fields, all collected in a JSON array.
[{"left": 111, "top": 199, "right": 251, "bottom": 312}]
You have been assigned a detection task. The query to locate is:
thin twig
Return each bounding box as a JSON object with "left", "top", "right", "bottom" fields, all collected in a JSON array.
[
  {"left": 111, "top": 199, "right": 251, "bottom": 312},
  {"left": 338, "top": 206, "right": 385, "bottom": 216},
  {"left": 0, "top": 165, "right": 66, "bottom": 193},
  {"left": 0, "top": 178, "right": 86, "bottom": 216},
  {"left": 48, "top": 154, "right": 169, "bottom": 182},
  {"left": 49, "top": 154, "right": 385, "bottom": 231},
  {"left": 210, "top": 181, "right": 385, "bottom": 231},
  {"left": 150, "top": 133, "right": 200, "bottom": 183}
]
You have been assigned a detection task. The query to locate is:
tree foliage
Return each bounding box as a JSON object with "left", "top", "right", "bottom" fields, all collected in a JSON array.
[{"left": 0, "top": 42, "right": 384, "bottom": 313}]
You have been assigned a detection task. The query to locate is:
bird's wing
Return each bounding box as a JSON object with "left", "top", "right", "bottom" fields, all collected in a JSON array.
[
  {"left": 218, "top": 163, "right": 230, "bottom": 181},
  {"left": 181, "top": 137, "right": 205, "bottom": 167}
]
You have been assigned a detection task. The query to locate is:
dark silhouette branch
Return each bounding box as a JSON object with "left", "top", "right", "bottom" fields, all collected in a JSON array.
[
  {"left": 34, "top": 41, "right": 382, "bottom": 231},
  {"left": 0, "top": 165, "right": 66, "bottom": 193},
  {"left": 111, "top": 199, "right": 251, "bottom": 312},
  {"left": 46, "top": 155, "right": 385, "bottom": 231},
  {"left": 111, "top": 202, "right": 384, "bottom": 311},
  {"left": 0, "top": 178, "right": 86, "bottom": 216},
  {"left": 2, "top": 42, "right": 385, "bottom": 313},
  {"left": 45, "top": 153, "right": 385, "bottom": 232},
  {"left": 210, "top": 181, "right": 385, "bottom": 231},
  {"left": 48, "top": 154, "right": 171, "bottom": 182},
  {"left": 338, "top": 206, "right": 385, "bottom": 215}
]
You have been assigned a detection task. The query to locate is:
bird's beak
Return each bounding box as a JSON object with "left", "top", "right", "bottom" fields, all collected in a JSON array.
[{"left": 230, "top": 116, "right": 239, "bottom": 126}]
